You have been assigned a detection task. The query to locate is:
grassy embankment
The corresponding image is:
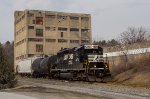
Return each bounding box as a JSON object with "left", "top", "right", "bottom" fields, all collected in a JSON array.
[{"left": 111, "top": 53, "right": 150, "bottom": 87}]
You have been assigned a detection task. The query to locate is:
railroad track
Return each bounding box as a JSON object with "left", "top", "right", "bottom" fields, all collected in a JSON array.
[{"left": 18, "top": 77, "right": 150, "bottom": 99}]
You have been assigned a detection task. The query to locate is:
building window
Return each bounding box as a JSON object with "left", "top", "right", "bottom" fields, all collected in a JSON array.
[
  {"left": 46, "top": 39, "right": 56, "bottom": 42},
  {"left": 15, "top": 39, "right": 26, "bottom": 46},
  {"left": 28, "top": 54, "right": 34, "bottom": 57},
  {"left": 81, "top": 40, "right": 89, "bottom": 43},
  {"left": 45, "top": 27, "right": 56, "bottom": 31},
  {"left": 27, "top": 12, "right": 34, "bottom": 17},
  {"left": 36, "top": 17, "right": 43, "bottom": 25},
  {"left": 22, "top": 26, "right": 26, "bottom": 31},
  {"left": 70, "top": 40, "right": 79, "bottom": 43},
  {"left": 28, "top": 38, "right": 43, "bottom": 42},
  {"left": 33, "top": 20, "right": 35, "bottom": 24},
  {"left": 22, "top": 14, "right": 25, "bottom": 19},
  {"left": 70, "top": 16, "right": 79, "bottom": 20},
  {"left": 58, "top": 27, "right": 67, "bottom": 31},
  {"left": 70, "top": 28, "right": 79, "bottom": 32},
  {"left": 58, "top": 39, "right": 67, "bottom": 43},
  {"left": 57, "top": 15, "right": 67, "bottom": 20},
  {"left": 81, "top": 29, "right": 90, "bottom": 33},
  {"left": 61, "top": 32, "right": 63, "bottom": 37},
  {"left": 36, "top": 44, "right": 43, "bottom": 52},
  {"left": 46, "top": 15, "right": 55, "bottom": 19},
  {"left": 36, "top": 29, "right": 43, "bottom": 37},
  {"left": 28, "top": 26, "right": 34, "bottom": 29},
  {"left": 81, "top": 17, "right": 89, "bottom": 21},
  {"left": 61, "top": 47, "right": 63, "bottom": 50}
]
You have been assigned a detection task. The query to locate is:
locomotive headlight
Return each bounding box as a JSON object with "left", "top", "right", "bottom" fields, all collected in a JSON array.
[
  {"left": 94, "top": 65, "right": 96, "bottom": 68},
  {"left": 105, "top": 65, "right": 108, "bottom": 68}
]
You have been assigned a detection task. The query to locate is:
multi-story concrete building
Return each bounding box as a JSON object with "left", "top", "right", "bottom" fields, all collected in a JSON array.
[{"left": 14, "top": 9, "right": 92, "bottom": 71}]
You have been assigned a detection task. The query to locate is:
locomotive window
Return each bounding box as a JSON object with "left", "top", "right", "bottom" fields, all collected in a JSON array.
[{"left": 85, "top": 49, "right": 100, "bottom": 54}]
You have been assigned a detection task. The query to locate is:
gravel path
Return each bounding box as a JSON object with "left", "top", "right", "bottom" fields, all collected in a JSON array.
[{"left": 6, "top": 77, "right": 150, "bottom": 99}]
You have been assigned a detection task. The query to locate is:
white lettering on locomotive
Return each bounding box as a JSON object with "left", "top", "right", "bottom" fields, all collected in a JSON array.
[
  {"left": 88, "top": 55, "right": 103, "bottom": 62},
  {"left": 64, "top": 54, "right": 73, "bottom": 60},
  {"left": 69, "top": 54, "right": 73, "bottom": 59},
  {"left": 64, "top": 54, "right": 68, "bottom": 60}
]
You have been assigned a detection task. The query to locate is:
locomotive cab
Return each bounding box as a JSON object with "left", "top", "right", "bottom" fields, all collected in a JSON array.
[{"left": 78, "top": 45, "right": 110, "bottom": 78}]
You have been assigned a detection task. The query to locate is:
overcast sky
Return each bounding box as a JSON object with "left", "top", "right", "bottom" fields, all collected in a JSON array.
[{"left": 0, "top": 0, "right": 150, "bottom": 43}]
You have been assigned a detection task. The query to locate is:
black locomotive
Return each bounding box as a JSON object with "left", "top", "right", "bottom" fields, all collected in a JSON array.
[{"left": 47, "top": 44, "right": 110, "bottom": 81}]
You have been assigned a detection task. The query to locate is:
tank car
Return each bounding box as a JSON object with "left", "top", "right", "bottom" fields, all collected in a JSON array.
[{"left": 32, "top": 57, "right": 44, "bottom": 77}]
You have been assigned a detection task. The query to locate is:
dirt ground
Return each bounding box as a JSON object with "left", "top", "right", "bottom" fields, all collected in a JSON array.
[{"left": 3, "top": 85, "right": 105, "bottom": 99}]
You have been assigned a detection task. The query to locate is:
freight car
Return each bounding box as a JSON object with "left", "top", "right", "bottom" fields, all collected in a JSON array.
[
  {"left": 17, "top": 57, "right": 45, "bottom": 77},
  {"left": 48, "top": 44, "right": 111, "bottom": 81}
]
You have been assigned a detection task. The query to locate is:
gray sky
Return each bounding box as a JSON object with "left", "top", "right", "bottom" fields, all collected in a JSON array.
[{"left": 0, "top": 0, "right": 150, "bottom": 43}]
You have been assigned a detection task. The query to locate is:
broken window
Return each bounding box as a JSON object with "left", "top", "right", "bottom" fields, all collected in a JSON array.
[
  {"left": 36, "top": 44, "right": 43, "bottom": 52},
  {"left": 36, "top": 17, "right": 43, "bottom": 25},
  {"left": 36, "top": 29, "right": 43, "bottom": 37}
]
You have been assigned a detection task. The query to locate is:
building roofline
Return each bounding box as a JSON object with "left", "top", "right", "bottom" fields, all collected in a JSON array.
[{"left": 14, "top": 9, "right": 91, "bottom": 16}]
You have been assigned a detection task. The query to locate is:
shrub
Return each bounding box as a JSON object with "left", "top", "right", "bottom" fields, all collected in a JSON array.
[{"left": 0, "top": 43, "right": 17, "bottom": 89}]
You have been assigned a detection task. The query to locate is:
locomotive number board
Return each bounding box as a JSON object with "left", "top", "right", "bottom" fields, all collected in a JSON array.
[{"left": 84, "top": 45, "right": 99, "bottom": 49}]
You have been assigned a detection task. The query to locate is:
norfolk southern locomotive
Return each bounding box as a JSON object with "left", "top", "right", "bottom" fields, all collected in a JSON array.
[{"left": 17, "top": 44, "right": 111, "bottom": 81}]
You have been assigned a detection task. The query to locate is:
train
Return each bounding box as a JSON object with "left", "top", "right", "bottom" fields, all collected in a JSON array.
[{"left": 17, "top": 44, "right": 111, "bottom": 81}]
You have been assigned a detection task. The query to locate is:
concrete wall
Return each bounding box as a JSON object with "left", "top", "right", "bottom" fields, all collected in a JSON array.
[{"left": 103, "top": 42, "right": 150, "bottom": 70}]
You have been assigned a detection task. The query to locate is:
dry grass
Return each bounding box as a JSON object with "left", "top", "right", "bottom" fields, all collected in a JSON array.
[{"left": 111, "top": 53, "right": 150, "bottom": 87}]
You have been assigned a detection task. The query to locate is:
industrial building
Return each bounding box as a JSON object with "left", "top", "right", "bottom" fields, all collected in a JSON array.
[{"left": 14, "top": 9, "right": 92, "bottom": 72}]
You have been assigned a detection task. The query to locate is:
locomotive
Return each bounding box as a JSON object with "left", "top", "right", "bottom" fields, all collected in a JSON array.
[{"left": 17, "top": 44, "right": 110, "bottom": 81}]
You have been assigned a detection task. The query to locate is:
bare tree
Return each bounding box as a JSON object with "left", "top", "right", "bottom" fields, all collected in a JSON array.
[{"left": 120, "top": 27, "right": 150, "bottom": 44}]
